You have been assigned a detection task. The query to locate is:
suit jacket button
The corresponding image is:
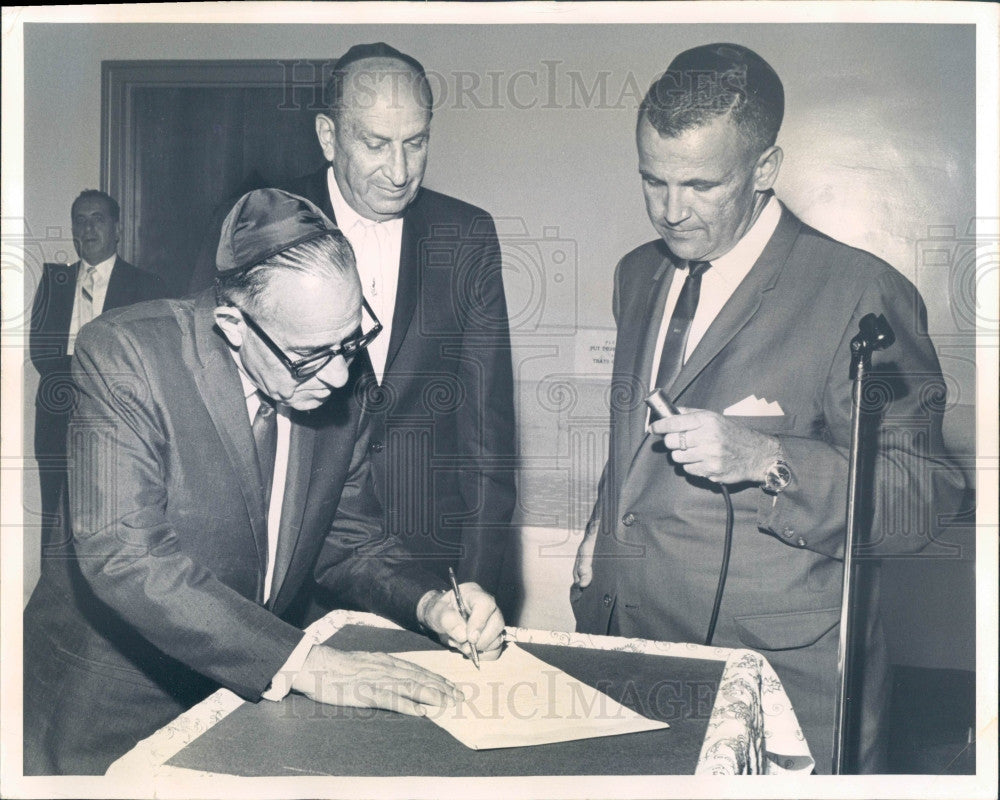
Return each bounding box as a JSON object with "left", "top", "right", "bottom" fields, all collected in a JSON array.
[
  {"left": 783, "top": 527, "right": 794, "bottom": 538},
  {"left": 796, "top": 537, "right": 807, "bottom": 547},
  {"left": 622, "top": 512, "right": 637, "bottom": 527},
  {"left": 602, "top": 594, "right": 612, "bottom": 607},
  {"left": 369, "top": 440, "right": 384, "bottom": 453}
]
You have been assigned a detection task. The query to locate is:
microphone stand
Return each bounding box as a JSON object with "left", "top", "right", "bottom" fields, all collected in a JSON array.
[{"left": 832, "top": 313, "right": 895, "bottom": 774}]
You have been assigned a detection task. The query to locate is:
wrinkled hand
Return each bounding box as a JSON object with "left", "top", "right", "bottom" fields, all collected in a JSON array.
[
  {"left": 573, "top": 525, "right": 597, "bottom": 589},
  {"left": 649, "top": 408, "right": 780, "bottom": 485},
  {"left": 290, "top": 645, "right": 463, "bottom": 716},
  {"left": 419, "top": 583, "right": 505, "bottom": 662}
]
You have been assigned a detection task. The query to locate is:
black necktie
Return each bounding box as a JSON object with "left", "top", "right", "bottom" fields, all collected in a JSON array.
[
  {"left": 652, "top": 260, "right": 711, "bottom": 403},
  {"left": 251, "top": 392, "right": 277, "bottom": 506}
]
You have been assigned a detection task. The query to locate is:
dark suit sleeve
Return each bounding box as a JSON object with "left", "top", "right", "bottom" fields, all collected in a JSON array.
[
  {"left": 29, "top": 265, "right": 71, "bottom": 377},
  {"left": 313, "top": 413, "right": 448, "bottom": 631},
  {"left": 29, "top": 268, "right": 50, "bottom": 374},
  {"left": 67, "top": 321, "right": 303, "bottom": 701},
  {"left": 757, "top": 266, "right": 965, "bottom": 559},
  {"left": 451, "top": 213, "right": 517, "bottom": 590}
]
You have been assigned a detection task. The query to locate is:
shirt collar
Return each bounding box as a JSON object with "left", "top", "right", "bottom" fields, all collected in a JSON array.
[
  {"left": 227, "top": 340, "right": 287, "bottom": 413},
  {"left": 80, "top": 253, "right": 117, "bottom": 281},
  {"left": 326, "top": 166, "right": 404, "bottom": 234},
  {"left": 706, "top": 194, "right": 782, "bottom": 283},
  {"left": 233, "top": 358, "right": 261, "bottom": 401}
]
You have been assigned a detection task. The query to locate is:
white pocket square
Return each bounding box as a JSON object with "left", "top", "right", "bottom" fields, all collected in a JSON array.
[{"left": 723, "top": 395, "right": 785, "bottom": 416}]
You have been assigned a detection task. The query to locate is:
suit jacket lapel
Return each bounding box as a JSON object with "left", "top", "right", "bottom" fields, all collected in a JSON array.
[
  {"left": 385, "top": 199, "right": 423, "bottom": 373},
  {"left": 618, "top": 245, "right": 676, "bottom": 468},
  {"left": 267, "top": 415, "right": 317, "bottom": 609},
  {"left": 309, "top": 167, "right": 337, "bottom": 221},
  {"left": 49, "top": 262, "right": 79, "bottom": 357},
  {"left": 104, "top": 257, "right": 132, "bottom": 308},
  {"left": 667, "top": 205, "right": 802, "bottom": 403},
  {"left": 186, "top": 291, "right": 270, "bottom": 593},
  {"left": 632, "top": 257, "right": 675, "bottom": 423}
]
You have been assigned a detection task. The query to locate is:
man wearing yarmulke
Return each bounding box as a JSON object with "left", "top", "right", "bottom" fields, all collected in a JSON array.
[{"left": 23, "top": 188, "right": 504, "bottom": 775}]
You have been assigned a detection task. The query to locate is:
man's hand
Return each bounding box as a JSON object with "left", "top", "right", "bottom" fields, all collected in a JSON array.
[
  {"left": 289, "top": 645, "right": 463, "bottom": 716},
  {"left": 649, "top": 408, "right": 781, "bottom": 485},
  {"left": 573, "top": 526, "right": 597, "bottom": 589},
  {"left": 418, "top": 583, "right": 505, "bottom": 662}
]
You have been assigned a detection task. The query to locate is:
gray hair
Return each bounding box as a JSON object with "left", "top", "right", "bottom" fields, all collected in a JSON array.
[{"left": 215, "top": 232, "right": 357, "bottom": 314}]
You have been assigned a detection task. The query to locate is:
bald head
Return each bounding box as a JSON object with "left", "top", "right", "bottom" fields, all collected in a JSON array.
[{"left": 324, "top": 43, "right": 433, "bottom": 123}]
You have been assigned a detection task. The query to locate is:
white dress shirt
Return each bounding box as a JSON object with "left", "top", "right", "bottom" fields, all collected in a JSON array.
[
  {"left": 648, "top": 195, "right": 782, "bottom": 393},
  {"left": 233, "top": 366, "right": 310, "bottom": 700},
  {"left": 327, "top": 167, "right": 403, "bottom": 383},
  {"left": 236, "top": 371, "right": 293, "bottom": 603},
  {"left": 67, "top": 253, "right": 116, "bottom": 355}
]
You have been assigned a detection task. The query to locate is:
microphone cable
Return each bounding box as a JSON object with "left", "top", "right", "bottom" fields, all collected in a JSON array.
[
  {"left": 645, "top": 389, "right": 735, "bottom": 647},
  {"left": 704, "top": 483, "right": 734, "bottom": 646}
]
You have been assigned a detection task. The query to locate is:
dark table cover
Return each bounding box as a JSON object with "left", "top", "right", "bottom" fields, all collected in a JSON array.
[{"left": 166, "top": 624, "right": 724, "bottom": 776}]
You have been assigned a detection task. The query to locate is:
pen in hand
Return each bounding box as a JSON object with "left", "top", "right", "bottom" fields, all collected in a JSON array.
[{"left": 448, "top": 567, "right": 480, "bottom": 670}]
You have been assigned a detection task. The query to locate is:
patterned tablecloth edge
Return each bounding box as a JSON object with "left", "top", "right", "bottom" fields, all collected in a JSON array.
[{"left": 106, "top": 610, "right": 814, "bottom": 779}]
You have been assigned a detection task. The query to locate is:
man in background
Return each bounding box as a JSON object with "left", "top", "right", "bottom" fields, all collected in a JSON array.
[
  {"left": 29, "top": 189, "right": 168, "bottom": 558},
  {"left": 285, "top": 42, "right": 516, "bottom": 603},
  {"left": 571, "top": 43, "right": 963, "bottom": 772},
  {"left": 23, "top": 188, "right": 503, "bottom": 774}
]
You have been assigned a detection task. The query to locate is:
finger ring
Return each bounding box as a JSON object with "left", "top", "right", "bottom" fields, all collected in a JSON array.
[{"left": 678, "top": 431, "right": 687, "bottom": 450}]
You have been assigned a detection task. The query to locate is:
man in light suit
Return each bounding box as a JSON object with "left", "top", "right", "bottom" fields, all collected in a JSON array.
[
  {"left": 571, "top": 44, "right": 963, "bottom": 773},
  {"left": 23, "top": 189, "right": 504, "bottom": 775},
  {"left": 29, "top": 190, "right": 168, "bottom": 555},
  {"left": 284, "top": 43, "right": 516, "bottom": 602}
]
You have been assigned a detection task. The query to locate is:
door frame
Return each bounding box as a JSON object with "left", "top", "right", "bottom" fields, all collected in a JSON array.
[{"left": 100, "top": 59, "right": 331, "bottom": 262}]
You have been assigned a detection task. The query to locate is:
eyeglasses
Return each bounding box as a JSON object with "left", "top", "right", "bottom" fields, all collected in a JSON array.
[{"left": 239, "top": 296, "right": 382, "bottom": 381}]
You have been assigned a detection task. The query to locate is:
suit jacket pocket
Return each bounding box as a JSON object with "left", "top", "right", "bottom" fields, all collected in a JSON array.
[
  {"left": 51, "top": 639, "right": 164, "bottom": 690},
  {"left": 733, "top": 606, "right": 839, "bottom": 651}
]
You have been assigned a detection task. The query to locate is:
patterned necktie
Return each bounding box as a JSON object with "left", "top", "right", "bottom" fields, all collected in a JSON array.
[
  {"left": 78, "top": 264, "right": 99, "bottom": 330},
  {"left": 81, "top": 264, "right": 97, "bottom": 303},
  {"left": 251, "top": 392, "right": 278, "bottom": 506},
  {"left": 652, "top": 260, "right": 712, "bottom": 408}
]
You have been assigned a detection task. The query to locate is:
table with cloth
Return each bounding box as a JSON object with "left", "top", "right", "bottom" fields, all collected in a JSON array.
[{"left": 107, "top": 610, "right": 814, "bottom": 779}]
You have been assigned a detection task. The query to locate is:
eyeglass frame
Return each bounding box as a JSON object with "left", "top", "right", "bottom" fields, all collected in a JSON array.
[{"left": 238, "top": 296, "right": 382, "bottom": 381}]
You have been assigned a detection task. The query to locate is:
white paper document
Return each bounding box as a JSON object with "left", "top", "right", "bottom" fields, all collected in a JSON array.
[{"left": 396, "top": 643, "right": 669, "bottom": 750}]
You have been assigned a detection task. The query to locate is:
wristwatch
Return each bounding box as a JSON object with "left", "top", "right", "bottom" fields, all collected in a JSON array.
[{"left": 762, "top": 458, "right": 792, "bottom": 494}]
